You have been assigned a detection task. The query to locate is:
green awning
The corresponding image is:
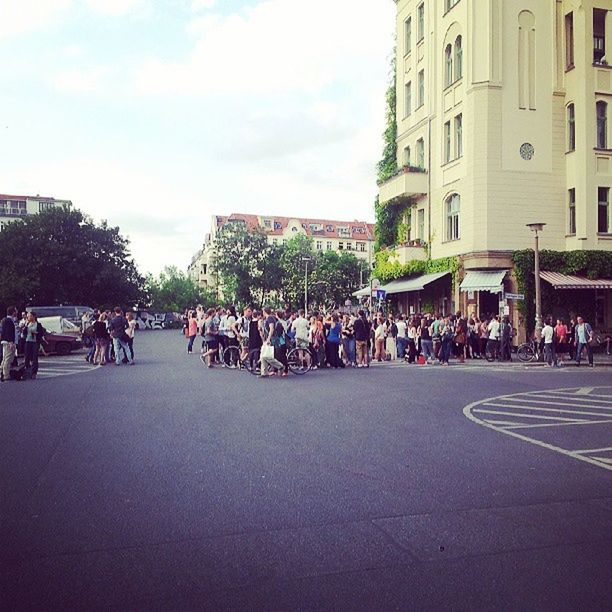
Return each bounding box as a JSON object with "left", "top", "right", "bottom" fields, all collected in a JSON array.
[{"left": 460, "top": 270, "right": 507, "bottom": 293}]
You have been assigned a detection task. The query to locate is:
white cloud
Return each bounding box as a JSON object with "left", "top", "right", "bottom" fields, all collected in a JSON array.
[
  {"left": 0, "top": 0, "right": 73, "bottom": 40},
  {"left": 134, "top": 0, "right": 394, "bottom": 96},
  {"left": 85, "top": 0, "right": 148, "bottom": 17},
  {"left": 191, "top": 0, "right": 216, "bottom": 10},
  {"left": 51, "top": 66, "right": 111, "bottom": 93}
]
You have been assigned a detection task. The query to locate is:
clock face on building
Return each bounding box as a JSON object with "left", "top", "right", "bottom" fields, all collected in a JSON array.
[{"left": 520, "top": 142, "right": 535, "bottom": 160}]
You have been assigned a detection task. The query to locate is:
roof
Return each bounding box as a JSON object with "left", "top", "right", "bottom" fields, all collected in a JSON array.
[
  {"left": 381, "top": 271, "right": 450, "bottom": 295},
  {"left": 0, "top": 194, "right": 64, "bottom": 201},
  {"left": 460, "top": 270, "right": 507, "bottom": 293},
  {"left": 218, "top": 213, "right": 375, "bottom": 241},
  {"left": 540, "top": 271, "right": 612, "bottom": 290}
]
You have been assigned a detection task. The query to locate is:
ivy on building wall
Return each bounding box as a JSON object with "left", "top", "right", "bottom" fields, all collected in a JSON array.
[
  {"left": 512, "top": 249, "right": 612, "bottom": 330},
  {"left": 373, "top": 249, "right": 460, "bottom": 286}
]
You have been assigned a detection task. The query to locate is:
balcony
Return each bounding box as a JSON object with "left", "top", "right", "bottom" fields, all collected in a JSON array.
[
  {"left": 378, "top": 166, "right": 428, "bottom": 204},
  {"left": 0, "top": 207, "right": 27, "bottom": 217},
  {"left": 393, "top": 240, "right": 428, "bottom": 263}
]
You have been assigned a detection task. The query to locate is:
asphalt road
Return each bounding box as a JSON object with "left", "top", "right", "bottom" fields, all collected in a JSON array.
[{"left": 2, "top": 330, "right": 611, "bottom": 611}]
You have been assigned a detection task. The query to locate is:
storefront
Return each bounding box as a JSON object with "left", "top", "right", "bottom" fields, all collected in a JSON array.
[
  {"left": 459, "top": 270, "right": 509, "bottom": 320},
  {"left": 381, "top": 271, "right": 452, "bottom": 316}
]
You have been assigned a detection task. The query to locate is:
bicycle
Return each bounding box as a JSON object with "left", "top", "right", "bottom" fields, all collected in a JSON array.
[
  {"left": 286, "top": 344, "right": 315, "bottom": 375},
  {"left": 516, "top": 338, "right": 544, "bottom": 363},
  {"left": 200, "top": 339, "right": 244, "bottom": 369}
]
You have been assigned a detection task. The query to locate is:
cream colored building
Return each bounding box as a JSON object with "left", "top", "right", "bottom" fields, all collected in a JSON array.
[
  {"left": 0, "top": 193, "right": 72, "bottom": 231},
  {"left": 188, "top": 214, "right": 375, "bottom": 291},
  {"left": 379, "top": 0, "right": 612, "bottom": 332}
]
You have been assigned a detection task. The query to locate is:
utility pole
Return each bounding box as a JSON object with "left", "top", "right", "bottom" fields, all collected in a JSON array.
[
  {"left": 526, "top": 223, "right": 546, "bottom": 342},
  {"left": 302, "top": 257, "right": 311, "bottom": 314}
]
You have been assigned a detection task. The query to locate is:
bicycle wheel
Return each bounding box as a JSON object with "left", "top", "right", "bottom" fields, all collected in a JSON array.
[
  {"left": 287, "top": 347, "right": 312, "bottom": 375},
  {"left": 223, "top": 345, "right": 241, "bottom": 369},
  {"left": 517, "top": 343, "right": 535, "bottom": 363}
]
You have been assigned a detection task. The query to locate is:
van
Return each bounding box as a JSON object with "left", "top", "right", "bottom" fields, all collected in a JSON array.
[{"left": 27, "top": 305, "right": 93, "bottom": 328}]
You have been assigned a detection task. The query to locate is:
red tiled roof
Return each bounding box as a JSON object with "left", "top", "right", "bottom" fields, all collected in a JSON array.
[
  {"left": 220, "top": 213, "right": 375, "bottom": 240},
  {"left": 0, "top": 194, "right": 61, "bottom": 201}
]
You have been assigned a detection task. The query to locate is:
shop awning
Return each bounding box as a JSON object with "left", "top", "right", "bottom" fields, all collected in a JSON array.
[
  {"left": 540, "top": 271, "right": 612, "bottom": 290},
  {"left": 381, "top": 271, "right": 450, "bottom": 295},
  {"left": 460, "top": 270, "right": 507, "bottom": 293},
  {"left": 352, "top": 286, "right": 374, "bottom": 297}
]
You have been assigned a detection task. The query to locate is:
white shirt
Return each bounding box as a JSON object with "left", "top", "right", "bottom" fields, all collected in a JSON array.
[
  {"left": 375, "top": 324, "right": 385, "bottom": 340},
  {"left": 291, "top": 317, "right": 310, "bottom": 341},
  {"left": 542, "top": 324, "right": 554, "bottom": 344},
  {"left": 395, "top": 320, "right": 407, "bottom": 338},
  {"left": 487, "top": 320, "right": 501, "bottom": 340}
]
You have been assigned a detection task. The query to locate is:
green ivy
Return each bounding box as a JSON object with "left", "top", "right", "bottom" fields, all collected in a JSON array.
[
  {"left": 512, "top": 249, "right": 612, "bottom": 331},
  {"left": 374, "top": 250, "right": 460, "bottom": 286}
]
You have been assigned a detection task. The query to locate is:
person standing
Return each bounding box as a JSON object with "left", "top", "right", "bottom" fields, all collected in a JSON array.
[
  {"left": 575, "top": 316, "right": 594, "bottom": 367},
  {"left": 247, "top": 309, "right": 263, "bottom": 371},
  {"left": 487, "top": 315, "right": 501, "bottom": 361},
  {"left": 23, "top": 312, "right": 39, "bottom": 377},
  {"left": 93, "top": 313, "right": 110, "bottom": 365},
  {"left": 395, "top": 315, "right": 407, "bottom": 361},
  {"left": 1, "top": 307, "right": 17, "bottom": 382},
  {"left": 109, "top": 307, "right": 134, "bottom": 366},
  {"left": 325, "top": 314, "right": 343, "bottom": 368},
  {"left": 374, "top": 316, "right": 386, "bottom": 362},
  {"left": 202, "top": 308, "right": 220, "bottom": 368},
  {"left": 186, "top": 311, "right": 198, "bottom": 354},
  {"left": 542, "top": 317, "right": 556, "bottom": 367},
  {"left": 439, "top": 316, "right": 454, "bottom": 365},
  {"left": 420, "top": 316, "right": 434, "bottom": 364},
  {"left": 354, "top": 310, "right": 370, "bottom": 368},
  {"left": 500, "top": 316, "right": 512, "bottom": 361},
  {"left": 555, "top": 318, "right": 569, "bottom": 361},
  {"left": 125, "top": 311, "right": 137, "bottom": 361},
  {"left": 385, "top": 315, "right": 398, "bottom": 361},
  {"left": 260, "top": 307, "right": 284, "bottom": 377}
]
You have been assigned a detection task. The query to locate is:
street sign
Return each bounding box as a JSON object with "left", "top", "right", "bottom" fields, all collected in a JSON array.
[
  {"left": 505, "top": 293, "right": 525, "bottom": 301},
  {"left": 376, "top": 289, "right": 387, "bottom": 301},
  {"left": 372, "top": 278, "right": 381, "bottom": 289}
]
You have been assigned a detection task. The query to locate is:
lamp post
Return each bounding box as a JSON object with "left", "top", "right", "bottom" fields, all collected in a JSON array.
[
  {"left": 526, "top": 223, "right": 546, "bottom": 342},
  {"left": 302, "top": 257, "right": 311, "bottom": 314}
]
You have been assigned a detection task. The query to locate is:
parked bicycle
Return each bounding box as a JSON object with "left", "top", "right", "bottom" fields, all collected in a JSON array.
[{"left": 516, "top": 338, "right": 544, "bottom": 363}]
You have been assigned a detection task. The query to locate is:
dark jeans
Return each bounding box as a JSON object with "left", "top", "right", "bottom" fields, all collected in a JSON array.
[
  {"left": 275, "top": 344, "right": 288, "bottom": 373},
  {"left": 24, "top": 341, "right": 39, "bottom": 375},
  {"left": 576, "top": 342, "right": 593, "bottom": 365},
  {"left": 326, "top": 342, "right": 342, "bottom": 368},
  {"left": 439, "top": 337, "right": 453, "bottom": 363},
  {"left": 127, "top": 337, "right": 134, "bottom": 359},
  {"left": 187, "top": 335, "right": 196, "bottom": 352},
  {"left": 406, "top": 338, "right": 417, "bottom": 363}
]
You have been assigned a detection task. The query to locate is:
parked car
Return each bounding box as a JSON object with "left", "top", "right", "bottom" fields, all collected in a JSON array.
[
  {"left": 38, "top": 316, "right": 81, "bottom": 337},
  {"left": 43, "top": 332, "right": 83, "bottom": 356},
  {"left": 27, "top": 305, "right": 93, "bottom": 328}
]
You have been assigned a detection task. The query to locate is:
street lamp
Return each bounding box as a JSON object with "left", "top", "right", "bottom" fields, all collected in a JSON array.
[
  {"left": 526, "top": 222, "right": 546, "bottom": 342},
  {"left": 302, "top": 257, "right": 311, "bottom": 314}
]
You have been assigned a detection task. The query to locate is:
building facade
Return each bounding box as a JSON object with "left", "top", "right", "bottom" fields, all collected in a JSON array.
[
  {"left": 379, "top": 0, "right": 612, "bottom": 333},
  {"left": 0, "top": 194, "right": 72, "bottom": 231},
  {"left": 188, "top": 214, "right": 375, "bottom": 291}
]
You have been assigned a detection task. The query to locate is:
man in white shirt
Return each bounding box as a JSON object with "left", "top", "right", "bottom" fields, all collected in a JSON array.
[
  {"left": 395, "top": 315, "right": 407, "bottom": 360},
  {"left": 542, "top": 318, "right": 556, "bottom": 366},
  {"left": 486, "top": 315, "right": 501, "bottom": 360},
  {"left": 291, "top": 310, "right": 310, "bottom": 349}
]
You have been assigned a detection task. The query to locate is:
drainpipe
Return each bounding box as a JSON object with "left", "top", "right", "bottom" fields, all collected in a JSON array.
[{"left": 427, "top": 116, "right": 432, "bottom": 260}]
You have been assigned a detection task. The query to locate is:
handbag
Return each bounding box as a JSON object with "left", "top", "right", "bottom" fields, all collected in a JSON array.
[{"left": 261, "top": 344, "right": 274, "bottom": 359}]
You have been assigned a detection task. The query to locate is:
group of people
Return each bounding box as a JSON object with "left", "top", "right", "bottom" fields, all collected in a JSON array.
[
  {"left": 541, "top": 315, "right": 596, "bottom": 367},
  {"left": 0, "top": 308, "right": 48, "bottom": 381},
  {"left": 83, "top": 307, "right": 136, "bottom": 366}
]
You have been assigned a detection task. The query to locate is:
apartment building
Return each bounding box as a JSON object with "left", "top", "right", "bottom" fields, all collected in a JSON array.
[
  {"left": 188, "top": 214, "right": 375, "bottom": 291},
  {"left": 0, "top": 194, "right": 72, "bottom": 231},
  {"left": 378, "top": 0, "right": 612, "bottom": 331}
]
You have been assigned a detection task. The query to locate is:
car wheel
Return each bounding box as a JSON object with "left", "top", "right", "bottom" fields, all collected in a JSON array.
[{"left": 56, "top": 342, "right": 71, "bottom": 356}]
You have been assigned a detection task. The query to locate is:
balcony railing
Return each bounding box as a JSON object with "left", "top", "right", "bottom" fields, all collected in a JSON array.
[
  {"left": 0, "top": 207, "right": 27, "bottom": 217},
  {"left": 378, "top": 166, "right": 428, "bottom": 204}
]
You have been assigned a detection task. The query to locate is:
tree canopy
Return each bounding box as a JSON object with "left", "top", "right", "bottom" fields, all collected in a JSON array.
[
  {"left": 144, "top": 266, "right": 216, "bottom": 313},
  {"left": 0, "top": 207, "right": 144, "bottom": 311}
]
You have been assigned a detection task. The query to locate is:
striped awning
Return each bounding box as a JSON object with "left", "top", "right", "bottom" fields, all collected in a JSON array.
[
  {"left": 540, "top": 271, "right": 612, "bottom": 290},
  {"left": 460, "top": 270, "right": 507, "bottom": 293},
  {"left": 352, "top": 286, "right": 375, "bottom": 297},
  {"left": 381, "top": 271, "right": 450, "bottom": 295}
]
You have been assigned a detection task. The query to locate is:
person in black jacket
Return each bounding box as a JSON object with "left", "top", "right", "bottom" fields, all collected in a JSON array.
[
  {"left": 1, "top": 307, "right": 18, "bottom": 382},
  {"left": 354, "top": 310, "right": 371, "bottom": 368}
]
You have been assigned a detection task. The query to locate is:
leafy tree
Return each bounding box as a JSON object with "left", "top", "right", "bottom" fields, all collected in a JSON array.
[
  {"left": 311, "top": 251, "right": 362, "bottom": 309},
  {"left": 279, "top": 234, "right": 315, "bottom": 308},
  {"left": 145, "top": 266, "right": 215, "bottom": 312},
  {"left": 0, "top": 207, "right": 144, "bottom": 312}
]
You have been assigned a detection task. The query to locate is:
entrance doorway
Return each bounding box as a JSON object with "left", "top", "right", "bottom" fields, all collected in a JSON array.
[{"left": 479, "top": 291, "right": 499, "bottom": 319}]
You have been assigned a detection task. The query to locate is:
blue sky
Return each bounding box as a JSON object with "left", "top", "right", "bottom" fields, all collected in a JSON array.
[{"left": 0, "top": 0, "right": 395, "bottom": 273}]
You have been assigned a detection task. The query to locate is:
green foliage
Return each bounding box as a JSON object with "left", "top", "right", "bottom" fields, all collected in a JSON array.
[
  {"left": 145, "top": 266, "right": 215, "bottom": 313},
  {"left": 373, "top": 249, "right": 460, "bottom": 285},
  {"left": 376, "top": 56, "right": 398, "bottom": 184},
  {"left": 374, "top": 197, "right": 411, "bottom": 251},
  {"left": 0, "top": 207, "right": 144, "bottom": 312},
  {"left": 512, "top": 249, "right": 612, "bottom": 330}
]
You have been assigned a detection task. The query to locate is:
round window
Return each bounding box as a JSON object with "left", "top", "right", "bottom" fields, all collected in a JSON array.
[{"left": 520, "top": 143, "right": 535, "bottom": 160}]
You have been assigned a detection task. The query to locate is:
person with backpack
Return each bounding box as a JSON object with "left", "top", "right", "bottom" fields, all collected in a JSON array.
[
  {"left": 1, "top": 306, "right": 18, "bottom": 383},
  {"left": 575, "top": 316, "right": 595, "bottom": 367}
]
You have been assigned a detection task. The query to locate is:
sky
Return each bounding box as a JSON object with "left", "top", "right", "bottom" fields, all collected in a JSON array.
[{"left": 0, "top": 0, "right": 395, "bottom": 274}]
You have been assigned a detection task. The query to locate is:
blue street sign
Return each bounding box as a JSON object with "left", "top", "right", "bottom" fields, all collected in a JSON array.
[{"left": 376, "top": 289, "right": 387, "bottom": 301}]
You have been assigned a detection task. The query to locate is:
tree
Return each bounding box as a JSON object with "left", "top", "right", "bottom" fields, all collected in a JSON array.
[
  {"left": 145, "top": 266, "right": 215, "bottom": 313},
  {"left": 279, "top": 234, "right": 315, "bottom": 309},
  {"left": 0, "top": 207, "right": 144, "bottom": 312},
  {"left": 311, "top": 251, "right": 362, "bottom": 309}
]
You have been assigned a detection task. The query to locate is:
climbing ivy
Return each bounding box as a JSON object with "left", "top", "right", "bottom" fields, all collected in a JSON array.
[
  {"left": 512, "top": 249, "right": 612, "bottom": 331},
  {"left": 374, "top": 250, "right": 460, "bottom": 286}
]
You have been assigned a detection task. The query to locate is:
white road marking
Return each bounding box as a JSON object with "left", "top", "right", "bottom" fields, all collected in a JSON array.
[
  {"left": 497, "top": 397, "right": 612, "bottom": 411},
  {"left": 464, "top": 386, "right": 612, "bottom": 471},
  {"left": 573, "top": 446, "right": 612, "bottom": 454},
  {"left": 478, "top": 402, "right": 612, "bottom": 419},
  {"left": 522, "top": 393, "right": 612, "bottom": 405}
]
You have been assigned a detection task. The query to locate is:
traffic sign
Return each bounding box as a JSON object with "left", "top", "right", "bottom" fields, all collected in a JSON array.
[
  {"left": 376, "top": 289, "right": 387, "bottom": 301},
  {"left": 505, "top": 293, "right": 525, "bottom": 301}
]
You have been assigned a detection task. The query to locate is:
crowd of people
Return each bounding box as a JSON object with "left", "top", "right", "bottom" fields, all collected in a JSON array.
[
  {"left": 182, "top": 305, "right": 599, "bottom": 375},
  {"left": 0, "top": 306, "right": 136, "bottom": 381}
]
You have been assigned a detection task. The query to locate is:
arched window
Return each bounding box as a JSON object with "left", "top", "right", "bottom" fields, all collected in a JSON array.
[
  {"left": 567, "top": 103, "right": 575, "bottom": 151},
  {"left": 454, "top": 35, "right": 463, "bottom": 81},
  {"left": 446, "top": 194, "right": 460, "bottom": 241},
  {"left": 596, "top": 101, "right": 607, "bottom": 149},
  {"left": 444, "top": 44, "right": 453, "bottom": 88}
]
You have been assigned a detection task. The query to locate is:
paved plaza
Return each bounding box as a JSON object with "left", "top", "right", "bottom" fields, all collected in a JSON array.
[{"left": 2, "top": 331, "right": 611, "bottom": 610}]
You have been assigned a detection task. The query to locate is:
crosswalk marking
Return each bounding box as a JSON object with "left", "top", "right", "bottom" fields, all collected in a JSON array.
[{"left": 464, "top": 386, "right": 612, "bottom": 471}]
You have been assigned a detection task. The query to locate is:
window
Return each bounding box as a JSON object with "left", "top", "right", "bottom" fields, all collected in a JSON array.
[
  {"left": 38, "top": 202, "right": 55, "bottom": 212},
  {"left": 272, "top": 238, "right": 278, "bottom": 245},
  {"left": 444, "top": 44, "right": 453, "bottom": 88},
  {"left": 282, "top": 239, "right": 287, "bottom": 245},
  {"left": 338, "top": 242, "right": 344, "bottom": 250},
  {"left": 338, "top": 226, "right": 350, "bottom": 237},
  {"left": 454, "top": 114, "right": 463, "bottom": 158},
  {"left": 403, "top": 145, "right": 411, "bottom": 166},
  {"left": 404, "top": 17, "right": 412, "bottom": 54},
  {"left": 263, "top": 218, "right": 272, "bottom": 229},
  {"left": 454, "top": 36, "right": 463, "bottom": 80},
  {"left": 567, "top": 103, "right": 575, "bottom": 151},
  {"left": 417, "top": 3, "right": 424, "bottom": 42},
  {"left": 416, "top": 138, "right": 425, "bottom": 168},
  {"left": 316, "top": 240, "right": 322, "bottom": 250},
  {"left": 358, "top": 242, "right": 366, "bottom": 252},
  {"left": 418, "top": 69, "right": 425, "bottom": 107},
  {"left": 596, "top": 101, "right": 607, "bottom": 149},
  {"left": 568, "top": 188, "right": 576, "bottom": 235},
  {"left": 417, "top": 209, "right": 425, "bottom": 241},
  {"left": 598, "top": 187, "right": 610, "bottom": 234},
  {"left": 444, "top": 121, "right": 451, "bottom": 163},
  {"left": 593, "top": 9, "right": 606, "bottom": 64},
  {"left": 446, "top": 194, "right": 460, "bottom": 241},
  {"left": 445, "top": 0, "right": 460, "bottom": 11},
  {"left": 405, "top": 82, "right": 412, "bottom": 117},
  {"left": 346, "top": 242, "right": 352, "bottom": 251},
  {"left": 326, "top": 241, "right": 332, "bottom": 250},
  {"left": 565, "top": 12, "right": 574, "bottom": 69}
]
